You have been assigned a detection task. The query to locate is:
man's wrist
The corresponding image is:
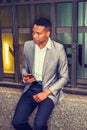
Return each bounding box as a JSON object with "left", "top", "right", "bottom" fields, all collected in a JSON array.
[{"left": 44, "top": 89, "right": 52, "bottom": 96}]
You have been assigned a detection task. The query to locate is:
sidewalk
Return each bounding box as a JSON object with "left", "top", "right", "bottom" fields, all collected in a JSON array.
[{"left": 0, "top": 87, "right": 87, "bottom": 130}]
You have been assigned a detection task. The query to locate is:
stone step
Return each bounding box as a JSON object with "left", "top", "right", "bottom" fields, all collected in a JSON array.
[{"left": 0, "top": 87, "right": 87, "bottom": 130}]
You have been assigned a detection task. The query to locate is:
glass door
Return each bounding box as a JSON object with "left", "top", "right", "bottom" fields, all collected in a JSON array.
[
  {"left": 77, "top": 1, "right": 87, "bottom": 86},
  {"left": 0, "top": 6, "right": 15, "bottom": 81},
  {"left": 56, "top": 2, "right": 73, "bottom": 86}
]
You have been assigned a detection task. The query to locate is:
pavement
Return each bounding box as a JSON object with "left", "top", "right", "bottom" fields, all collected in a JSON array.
[{"left": 0, "top": 87, "right": 87, "bottom": 130}]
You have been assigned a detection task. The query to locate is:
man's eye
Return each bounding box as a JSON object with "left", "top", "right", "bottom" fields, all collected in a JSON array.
[
  {"left": 32, "top": 31, "right": 41, "bottom": 35},
  {"left": 37, "top": 32, "right": 40, "bottom": 35},
  {"left": 32, "top": 31, "right": 34, "bottom": 34}
]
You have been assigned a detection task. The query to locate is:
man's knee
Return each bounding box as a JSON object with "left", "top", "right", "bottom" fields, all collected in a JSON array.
[
  {"left": 12, "top": 119, "right": 31, "bottom": 130},
  {"left": 12, "top": 118, "right": 19, "bottom": 128},
  {"left": 34, "top": 120, "right": 47, "bottom": 130},
  {"left": 12, "top": 116, "right": 23, "bottom": 129}
]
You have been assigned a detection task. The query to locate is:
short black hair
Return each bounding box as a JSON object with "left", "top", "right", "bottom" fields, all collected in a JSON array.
[{"left": 34, "top": 17, "right": 51, "bottom": 31}]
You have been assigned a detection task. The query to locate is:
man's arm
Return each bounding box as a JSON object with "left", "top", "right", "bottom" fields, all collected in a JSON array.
[
  {"left": 48, "top": 45, "right": 69, "bottom": 96},
  {"left": 33, "top": 89, "right": 52, "bottom": 102}
]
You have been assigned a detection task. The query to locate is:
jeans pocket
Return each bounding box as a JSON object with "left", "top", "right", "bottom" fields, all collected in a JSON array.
[{"left": 26, "top": 82, "right": 42, "bottom": 96}]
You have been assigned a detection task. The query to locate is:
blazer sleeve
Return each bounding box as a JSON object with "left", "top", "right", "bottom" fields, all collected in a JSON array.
[
  {"left": 22, "top": 43, "right": 30, "bottom": 77},
  {"left": 49, "top": 45, "right": 69, "bottom": 96}
]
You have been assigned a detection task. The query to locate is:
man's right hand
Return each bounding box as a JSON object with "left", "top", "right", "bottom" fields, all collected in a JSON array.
[{"left": 23, "top": 74, "right": 35, "bottom": 83}]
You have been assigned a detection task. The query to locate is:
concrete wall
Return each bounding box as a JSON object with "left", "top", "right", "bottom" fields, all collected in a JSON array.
[{"left": 0, "top": 87, "right": 87, "bottom": 130}]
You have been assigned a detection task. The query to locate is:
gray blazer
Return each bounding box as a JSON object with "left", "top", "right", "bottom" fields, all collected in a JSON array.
[{"left": 22, "top": 39, "right": 69, "bottom": 105}]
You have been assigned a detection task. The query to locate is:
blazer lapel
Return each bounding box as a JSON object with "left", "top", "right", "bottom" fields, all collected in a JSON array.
[
  {"left": 29, "top": 43, "right": 35, "bottom": 74},
  {"left": 42, "top": 47, "right": 52, "bottom": 79}
]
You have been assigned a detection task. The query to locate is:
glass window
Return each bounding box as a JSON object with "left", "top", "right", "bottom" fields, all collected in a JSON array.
[
  {"left": 56, "top": 3, "right": 72, "bottom": 27},
  {"left": 78, "top": 2, "right": 83, "bottom": 26},
  {"left": 77, "top": 33, "right": 87, "bottom": 79},
  {"left": 18, "top": 5, "right": 31, "bottom": 27},
  {"left": 35, "top": 4, "right": 50, "bottom": 19},
  {"left": 19, "top": 32, "right": 32, "bottom": 73},
  {"left": 0, "top": 7, "right": 12, "bottom": 27},
  {"left": 57, "top": 33, "right": 72, "bottom": 44},
  {"left": 2, "top": 33, "right": 14, "bottom": 73},
  {"left": 78, "top": 2, "right": 87, "bottom": 79},
  {"left": 56, "top": 2, "right": 72, "bottom": 79},
  {"left": 77, "top": 33, "right": 83, "bottom": 78},
  {"left": 85, "top": 33, "right": 87, "bottom": 65},
  {"left": 84, "top": 33, "right": 87, "bottom": 78},
  {"left": 19, "top": 33, "right": 32, "bottom": 45},
  {"left": 56, "top": 3, "right": 72, "bottom": 44},
  {"left": 85, "top": 2, "right": 87, "bottom": 26},
  {"left": 78, "top": 2, "right": 87, "bottom": 26}
]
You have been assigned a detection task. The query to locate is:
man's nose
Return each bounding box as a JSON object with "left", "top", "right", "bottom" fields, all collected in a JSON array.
[{"left": 33, "top": 33, "right": 37, "bottom": 38}]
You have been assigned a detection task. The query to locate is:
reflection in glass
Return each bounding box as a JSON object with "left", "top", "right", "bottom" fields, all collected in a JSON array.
[
  {"left": 85, "top": 2, "right": 87, "bottom": 26},
  {"left": 78, "top": 2, "right": 83, "bottom": 26},
  {"left": 56, "top": 3, "right": 72, "bottom": 26},
  {"left": 35, "top": 4, "right": 50, "bottom": 19},
  {"left": 2, "top": 33, "right": 14, "bottom": 73},
  {"left": 78, "top": 2, "right": 87, "bottom": 26},
  {"left": 19, "top": 33, "right": 32, "bottom": 72},
  {"left": 57, "top": 33, "right": 72, "bottom": 78},
  {"left": 19, "top": 33, "right": 32, "bottom": 45},
  {"left": 77, "top": 33, "right": 83, "bottom": 78},
  {"left": 85, "top": 33, "right": 87, "bottom": 65},
  {"left": 85, "top": 33, "right": 87, "bottom": 78},
  {"left": 77, "top": 33, "right": 87, "bottom": 79},
  {"left": 57, "top": 33, "right": 71, "bottom": 44},
  {"left": 0, "top": 7, "right": 12, "bottom": 27}
]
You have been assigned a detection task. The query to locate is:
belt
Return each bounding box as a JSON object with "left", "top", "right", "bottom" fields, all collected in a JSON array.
[
  {"left": 32, "top": 81, "right": 42, "bottom": 86},
  {"left": 37, "top": 81, "right": 42, "bottom": 85}
]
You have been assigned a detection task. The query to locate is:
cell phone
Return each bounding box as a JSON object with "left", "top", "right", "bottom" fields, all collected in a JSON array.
[{"left": 24, "top": 74, "right": 34, "bottom": 79}]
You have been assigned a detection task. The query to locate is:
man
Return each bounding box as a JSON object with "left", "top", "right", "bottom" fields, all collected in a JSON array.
[{"left": 12, "top": 17, "right": 69, "bottom": 130}]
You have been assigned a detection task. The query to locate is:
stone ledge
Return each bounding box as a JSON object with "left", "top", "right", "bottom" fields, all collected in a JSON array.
[{"left": 0, "top": 87, "right": 87, "bottom": 130}]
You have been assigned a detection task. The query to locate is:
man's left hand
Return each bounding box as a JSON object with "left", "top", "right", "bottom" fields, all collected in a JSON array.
[{"left": 33, "top": 89, "right": 51, "bottom": 102}]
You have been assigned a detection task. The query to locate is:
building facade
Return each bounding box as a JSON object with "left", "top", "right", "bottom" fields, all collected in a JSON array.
[{"left": 0, "top": 0, "right": 87, "bottom": 94}]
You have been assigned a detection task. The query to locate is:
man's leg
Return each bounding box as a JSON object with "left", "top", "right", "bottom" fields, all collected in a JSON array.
[
  {"left": 34, "top": 98, "right": 54, "bottom": 130},
  {"left": 12, "top": 92, "right": 37, "bottom": 130}
]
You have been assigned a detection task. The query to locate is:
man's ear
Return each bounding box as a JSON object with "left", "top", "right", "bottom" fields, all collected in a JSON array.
[{"left": 47, "top": 31, "right": 50, "bottom": 37}]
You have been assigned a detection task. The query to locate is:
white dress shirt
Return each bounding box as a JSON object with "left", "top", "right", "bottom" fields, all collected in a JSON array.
[{"left": 34, "top": 38, "right": 51, "bottom": 81}]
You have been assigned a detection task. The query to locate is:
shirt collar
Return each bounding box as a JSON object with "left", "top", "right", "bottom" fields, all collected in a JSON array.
[
  {"left": 35, "top": 37, "right": 51, "bottom": 50},
  {"left": 45, "top": 37, "right": 51, "bottom": 49}
]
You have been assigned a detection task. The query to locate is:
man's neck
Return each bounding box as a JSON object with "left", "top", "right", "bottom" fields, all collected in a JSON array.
[{"left": 38, "top": 38, "right": 49, "bottom": 49}]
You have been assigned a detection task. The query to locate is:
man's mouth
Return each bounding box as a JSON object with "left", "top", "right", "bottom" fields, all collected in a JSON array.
[{"left": 33, "top": 39, "right": 38, "bottom": 43}]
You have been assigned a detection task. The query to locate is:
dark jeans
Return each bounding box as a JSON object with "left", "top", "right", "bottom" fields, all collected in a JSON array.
[{"left": 12, "top": 81, "right": 54, "bottom": 130}]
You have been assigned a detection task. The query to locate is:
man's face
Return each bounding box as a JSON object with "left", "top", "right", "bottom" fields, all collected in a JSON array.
[{"left": 32, "top": 24, "right": 50, "bottom": 45}]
